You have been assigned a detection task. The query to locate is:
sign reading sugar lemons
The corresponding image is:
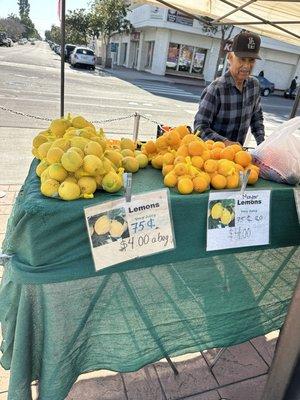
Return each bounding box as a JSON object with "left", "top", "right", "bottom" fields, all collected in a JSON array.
[
  {"left": 84, "top": 189, "right": 175, "bottom": 271},
  {"left": 206, "top": 190, "right": 271, "bottom": 251}
]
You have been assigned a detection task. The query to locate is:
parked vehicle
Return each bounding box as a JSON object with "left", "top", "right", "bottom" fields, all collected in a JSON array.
[
  {"left": 255, "top": 75, "right": 275, "bottom": 96},
  {"left": 6, "top": 38, "right": 13, "bottom": 47},
  {"left": 70, "top": 47, "right": 96, "bottom": 70},
  {"left": 0, "top": 31, "right": 7, "bottom": 46},
  {"left": 65, "top": 44, "right": 76, "bottom": 62}
]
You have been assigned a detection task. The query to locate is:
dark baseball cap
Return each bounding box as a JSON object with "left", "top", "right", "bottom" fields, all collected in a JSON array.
[{"left": 232, "top": 31, "right": 261, "bottom": 59}]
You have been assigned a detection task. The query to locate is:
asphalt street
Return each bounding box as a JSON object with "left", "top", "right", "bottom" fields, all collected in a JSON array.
[{"left": 0, "top": 40, "right": 298, "bottom": 183}]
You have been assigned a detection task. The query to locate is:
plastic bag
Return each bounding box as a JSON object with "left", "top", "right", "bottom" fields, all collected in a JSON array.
[{"left": 252, "top": 117, "right": 300, "bottom": 185}]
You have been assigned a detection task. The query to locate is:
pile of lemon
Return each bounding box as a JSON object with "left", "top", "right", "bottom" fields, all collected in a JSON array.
[
  {"left": 141, "top": 125, "right": 259, "bottom": 195},
  {"left": 32, "top": 115, "right": 148, "bottom": 200}
]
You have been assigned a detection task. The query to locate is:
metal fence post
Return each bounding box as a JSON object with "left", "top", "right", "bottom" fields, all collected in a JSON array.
[{"left": 133, "top": 112, "right": 140, "bottom": 142}]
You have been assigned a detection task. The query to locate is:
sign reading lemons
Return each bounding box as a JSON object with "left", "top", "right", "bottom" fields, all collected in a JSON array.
[
  {"left": 206, "top": 190, "right": 271, "bottom": 251},
  {"left": 84, "top": 189, "right": 175, "bottom": 271}
]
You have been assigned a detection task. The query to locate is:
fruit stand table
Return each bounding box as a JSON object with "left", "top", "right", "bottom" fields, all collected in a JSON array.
[{"left": 1, "top": 159, "right": 300, "bottom": 400}]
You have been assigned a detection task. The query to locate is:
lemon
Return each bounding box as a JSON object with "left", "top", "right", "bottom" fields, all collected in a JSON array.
[
  {"left": 221, "top": 209, "right": 232, "bottom": 225},
  {"left": 71, "top": 115, "right": 89, "bottom": 129},
  {"left": 70, "top": 146, "right": 84, "bottom": 158},
  {"left": 51, "top": 138, "right": 70, "bottom": 152},
  {"left": 36, "top": 159, "right": 50, "bottom": 177},
  {"left": 83, "top": 155, "right": 105, "bottom": 176},
  {"left": 105, "top": 150, "right": 123, "bottom": 168},
  {"left": 58, "top": 181, "right": 81, "bottom": 201},
  {"left": 164, "top": 172, "right": 177, "bottom": 187},
  {"left": 84, "top": 141, "right": 103, "bottom": 158},
  {"left": 94, "top": 215, "right": 111, "bottom": 235},
  {"left": 33, "top": 133, "right": 49, "bottom": 148},
  {"left": 102, "top": 171, "right": 123, "bottom": 193},
  {"left": 50, "top": 118, "right": 71, "bottom": 137},
  {"left": 120, "top": 138, "right": 136, "bottom": 152},
  {"left": 122, "top": 156, "right": 139, "bottom": 173},
  {"left": 136, "top": 154, "right": 148, "bottom": 168},
  {"left": 37, "top": 142, "right": 52, "bottom": 160},
  {"left": 48, "top": 163, "right": 68, "bottom": 182},
  {"left": 70, "top": 136, "right": 89, "bottom": 151},
  {"left": 46, "top": 147, "right": 64, "bottom": 164},
  {"left": 40, "top": 167, "right": 51, "bottom": 183},
  {"left": 90, "top": 137, "right": 107, "bottom": 151},
  {"left": 61, "top": 149, "right": 83, "bottom": 172},
  {"left": 211, "top": 203, "right": 223, "bottom": 219},
  {"left": 41, "top": 179, "right": 60, "bottom": 198},
  {"left": 78, "top": 176, "right": 97, "bottom": 194},
  {"left": 121, "top": 149, "right": 135, "bottom": 157},
  {"left": 109, "top": 220, "right": 125, "bottom": 238}
]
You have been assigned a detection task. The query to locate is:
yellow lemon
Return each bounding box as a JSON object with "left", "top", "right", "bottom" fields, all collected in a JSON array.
[
  {"left": 120, "top": 138, "right": 136, "bottom": 152},
  {"left": 164, "top": 172, "right": 177, "bottom": 187},
  {"left": 78, "top": 176, "right": 97, "bottom": 194},
  {"left": 50, "top": 118, "right": 71, "bottom": 137},
  {"left": 83, "top": 155, "right": 105, "bottom": 175},
  {"left": 122, "top": 156, "right": 139, "bottom": 173},
  {"left": 221, "top": 208, "right": 232, "bottom": 225},
  {"left": 84, "top": 141, "right": 103, "bottom": 158},
  {"left": 46, "top": 147, "right": 64, "bottom": 164},
  {"left": 211, "top": 202, "right": 223, "bottom": 219},
  {"left": 41, "top": 178, "right": 60, "bottom": 198},
  {"left": 36, "top": 159, "right": 50, "bottom": 177},
  {"left": 61, "top": 149, "right": 83, "bottom": 172},
  {"left": 136, "top": 153, "right": 148, "bottom": 168},
  {"left": 102, "top": 171, "right": 123, "bottom": 193},
  {"left": 177, "top": 177, "right": 193, "bottom": 194},
  {"left": 58, "top": 181, "right": 81, "bottom": 201},
  {"left": 71, "top": 115, "right": 89, "bottom": 129},
  {"left": 48, "top": 163, "right": 68, "bottom": 182}
]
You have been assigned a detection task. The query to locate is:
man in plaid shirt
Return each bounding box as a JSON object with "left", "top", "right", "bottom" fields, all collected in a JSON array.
[{"left": 194, "top": 31, "right": 265, "bottom": 146}]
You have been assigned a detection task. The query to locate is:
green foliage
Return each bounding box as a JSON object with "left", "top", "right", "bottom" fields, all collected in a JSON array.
[
  {"left": 47, "top": 25, "right": 61, "bottom": 44},
  {"left": 17, "top": 0, "right": 39, "bottom": 39},
  {"left": 0, "top": 15, "right": 26, "bottom": 41},
  {"left": 65, "top": 8, "right": 90, "bottom": 45},
  {"left": 17, "top": 0, "right": 30, "bottom": 19}
]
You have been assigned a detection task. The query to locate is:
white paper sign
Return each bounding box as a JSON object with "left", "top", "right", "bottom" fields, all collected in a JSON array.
[
  {"left": 294, "top": 188, "right": 300, "bottom": 224},
  {"left": 84, "top": 189, "right": 175, "bottom": 271},
  {"left": 207, "top": 190, "right": 271, "bottom": 251}
]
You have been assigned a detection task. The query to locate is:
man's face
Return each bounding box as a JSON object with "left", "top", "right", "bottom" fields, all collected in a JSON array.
[{"left": 227, "top": 52, "right": 256, "bottom": 82}]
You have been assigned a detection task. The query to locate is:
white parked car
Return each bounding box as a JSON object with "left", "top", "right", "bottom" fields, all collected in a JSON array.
[{"left": 70, "top": 47, "right": 96, "bottom": 70}]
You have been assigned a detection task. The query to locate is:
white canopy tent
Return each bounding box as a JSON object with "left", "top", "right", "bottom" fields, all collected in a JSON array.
[{"left": 131, "top": 0, "right": 300, "bottom": 46}]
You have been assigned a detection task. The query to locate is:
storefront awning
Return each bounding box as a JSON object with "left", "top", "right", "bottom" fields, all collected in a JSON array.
[{"left": 131, "top": 0, "right": 300, "bottom": 47}]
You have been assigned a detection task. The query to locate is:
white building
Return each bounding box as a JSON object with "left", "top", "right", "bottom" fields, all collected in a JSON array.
[{"left": 109, "top": 4, "right": 300, "bottom": 90}]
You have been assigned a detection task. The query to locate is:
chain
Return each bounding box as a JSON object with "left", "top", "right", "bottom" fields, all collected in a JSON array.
[
  {"left": 0, "top": 105, "right": 52, "bottom": 121},
  {"left": 139, "top": 114, "right": 162, "bottom": 127},
  {"left": 0, "top": 105, "right": 137, "bottom": 125}
]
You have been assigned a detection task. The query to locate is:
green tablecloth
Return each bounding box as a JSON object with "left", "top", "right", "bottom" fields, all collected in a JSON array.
[
  {"left": 2, "top": 159, "right": 300, "bottom": 284},
  {"left": 0, "top": 160, "right": 300, "bottom": 400}
]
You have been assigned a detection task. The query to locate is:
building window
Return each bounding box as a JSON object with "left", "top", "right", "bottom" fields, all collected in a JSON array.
[
  {"left": 166, "top": 42, "right": 207, "bottom": 75},
  {"left": 122, "top": 43, "right": 128, "bottom": 65},
  {"left": 146, "top": 41, "right": 154, "bottom": 68}
]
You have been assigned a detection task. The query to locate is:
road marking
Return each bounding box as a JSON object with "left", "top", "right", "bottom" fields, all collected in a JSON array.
[{"left": 0, "top": 96, "right": 178, "bottom": 113}]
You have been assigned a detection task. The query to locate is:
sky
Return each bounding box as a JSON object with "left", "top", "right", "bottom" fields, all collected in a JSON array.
[{"left": 0, "top": 0, "right": 90, "bottom": 36}]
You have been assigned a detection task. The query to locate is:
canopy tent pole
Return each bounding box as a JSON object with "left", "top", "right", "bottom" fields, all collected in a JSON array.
[
  {"left": 60, "top": 0, "right": 66, "bottom": 118},
  {"left": 290, "top": 88, "right": 300, "bottom": 119}
]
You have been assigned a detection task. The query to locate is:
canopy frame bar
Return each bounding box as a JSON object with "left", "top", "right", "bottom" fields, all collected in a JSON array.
[
  {"left": 212, "top": 20, "right": 300, "bottom": 25},
  {"left": 153, "top": 0, "right": 211, "bottom": 24},
  {"left": 217, "top": 0, "right": 300, "bottom": 39},
  {"left": 212, "top": 0, "right": 257, "bottom": 22}
]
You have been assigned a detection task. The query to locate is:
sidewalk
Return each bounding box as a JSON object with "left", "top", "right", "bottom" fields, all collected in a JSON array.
[{"left": 0, "top": 184, "right": 279, "bottom": 400}]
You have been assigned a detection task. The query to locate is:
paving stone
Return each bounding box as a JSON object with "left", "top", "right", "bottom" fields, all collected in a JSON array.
[
  {"left": 0, "top": 214, "right": 9, "bottom": 234},
  {"left": 202, "top": 342, "right": 268, "bottom": 386},
  {"left": 66, "top": 371, "right": 126, "bottom": 400},
  {"left": 0, "top": 205, "right": 12, "bottom": 215},
  {"left": 123, "top": 365, "right": 165, "bottom": 400},
  {"left": 185, "top": 389, "right": 220, "bottom": 399},
  {"left": 155, "top": 353, "right": 217, "bottom": 400},
  {"left": 250, "top": 331, "right": 279, "bottom": 366},
  {"left": 218, "top": 374, "right": 268, "bottom": 400},
  {"left": 0, "top": 192, "right": 16, "bottom": 205}
]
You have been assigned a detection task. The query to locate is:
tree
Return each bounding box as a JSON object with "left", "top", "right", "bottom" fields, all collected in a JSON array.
[
  {"left": 202, "top": 18, "right": 234, "bottom": 79},
  {"left": 0, "top": 15, "right": 26, "bottom": 41},
  {"left": 47, "top": 24, "right": 61, "bottom": 44},
  {"left": 17, "top": 0, "right": 39, "bottom": 38},
  {"left": 90, "top": 0, "right": 132, "bottom": 64},
  {"left": 65, "top": 8, "right": 90, "bottom": 45},
  {"left": 17, "top": 0, "right": 30, "bottom": 19}
]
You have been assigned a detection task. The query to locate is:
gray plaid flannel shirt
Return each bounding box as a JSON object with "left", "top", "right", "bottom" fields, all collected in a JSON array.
[{"left": 194, "top": 71, "right": 265, "bottom": 145}]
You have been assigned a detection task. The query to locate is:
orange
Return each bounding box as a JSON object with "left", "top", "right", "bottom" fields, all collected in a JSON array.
[
  {"left": 201, "top": 150, "right": 211, "bottom": 161},
  {"left": 155, "top": 136, "right": 168, "bottom": 151},
  {"left": 246, "top": 163, "right": 260, "bottom": 174},
  {"left": 175, "top": 125, "right": 190, "bottom": 138},
  {"left": 164, "top": 172, "right": 177, "bottom": 187},
  {"left": 174, "top": 156, "right": 186, "bottom": 165},
  {"left": 177, "top": 177, "right": 194, "bottom": 194},
  {"left": 176, "top": 145, "right": 189, "bottom": 158},
  {"left": 211, "top": 174, "right": 227, "bottom": 190},
  {"left": 188, "top": 140, "right": 205, "bottom": 156},
  {"left": 212, "top": 141, "right": 226, "bottom": 149},
  {"left": 181, "top": 133, "right": 197, "bottom": 145},
  {"left": 226, "top": 173, "right": 240, "bottom": 189},
  {"left": 206, "top": 143, "right": 214, "bottom": 150},
  {"left": 210, "top": 147, "right": 222, "bottom": 160},
  {"left": 144, "top": 140, "right": 157, "bottom": 154},
  {"left": 204, "top": 159, "right": 218, "bottom": 173},
  {"left": 200, "top": 172, "right": 211, "bottom": 186},
  {"left": 162, "top": 164, "right": 174, "bottom": 176},
  {"left": 205, "top": 140, "right": 214, "bottom": 146},
  {"left": 174, "top": 162, "right": 189, "bottom": 176},
  {"left": 230, "top": 144, "right": 243, "bottom": 154},
  {"left": 162, "top": 152, "right": 175, "bottom": 165},
  {"left": 235, "top": 164, "right": 244, "bottom": 174},
  {"left": 234, "top": 150, "right": 252, "bottom": 167},
  {"left": 193, "top": 176, "right": 208, "bottom": 193},
  {"left": 165, "top": 130, "right": 181, "bottom": 149},
  {"left": 191, "top": 156, "right": 204, "bottom": 169},
  {"left": 220, "top": 147, "right": 235, "bottom": 161},
  {"left": 218, "top": 160, "right": 236, "bottom": 177},
  {"left": 247, "top": 169, "right": 259, "bottom": 185}
]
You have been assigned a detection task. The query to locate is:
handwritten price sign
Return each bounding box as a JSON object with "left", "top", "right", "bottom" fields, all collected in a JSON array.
[
  {"left": 84, "top": 189, "right": 175, "bottom": 271},
  {"left": 206, "top": 190, "right": 271, "bottom": 251}
]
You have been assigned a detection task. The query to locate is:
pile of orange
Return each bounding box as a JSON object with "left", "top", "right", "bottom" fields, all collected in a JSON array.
[{"left": 142, "top": 125, "right": 259, "bottom": 195}]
